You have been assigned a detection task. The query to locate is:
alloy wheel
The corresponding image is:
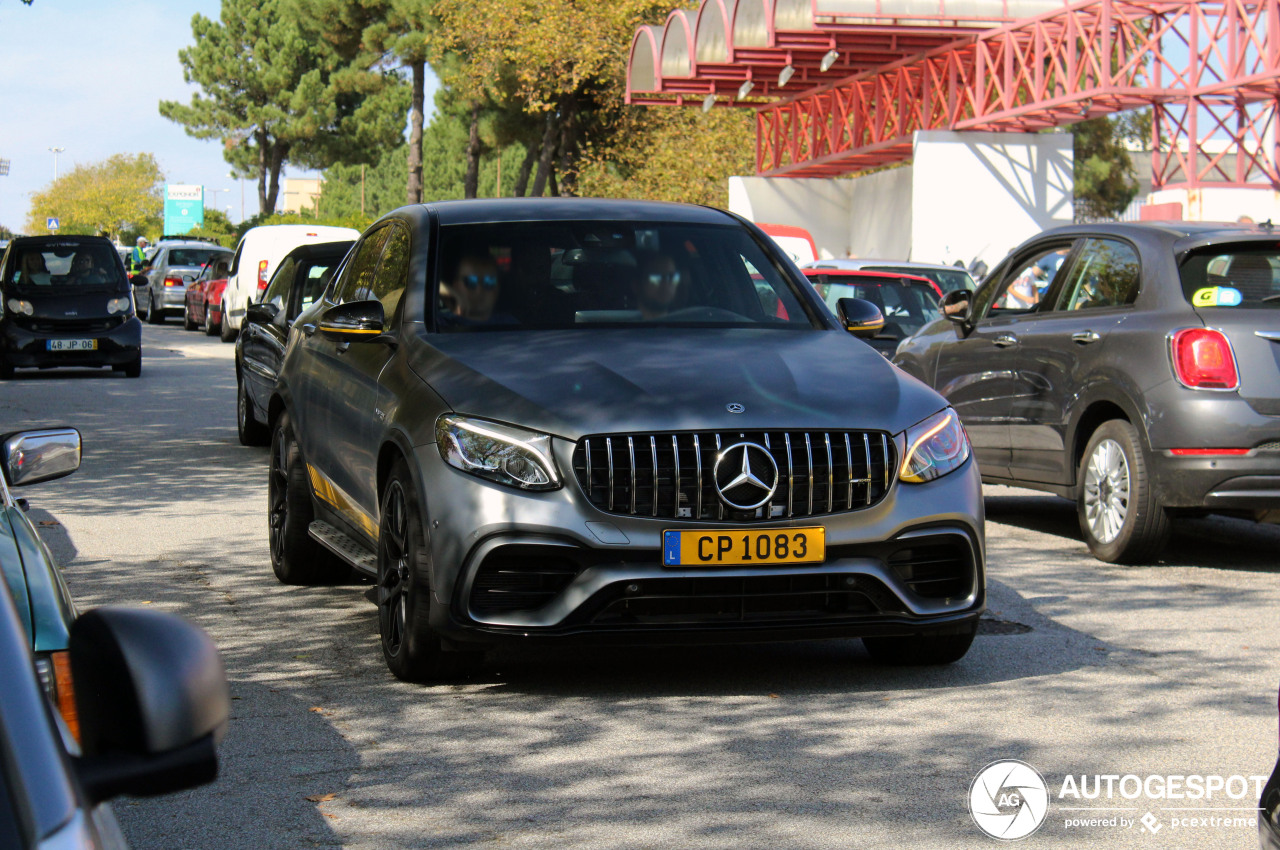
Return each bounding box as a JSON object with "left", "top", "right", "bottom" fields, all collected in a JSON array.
[
  {"left": 378, "top": 481, "right": 410, "bottom": 657},
  {"left": 1083, "top": 438, "right": 1130, "bottom": 544}
]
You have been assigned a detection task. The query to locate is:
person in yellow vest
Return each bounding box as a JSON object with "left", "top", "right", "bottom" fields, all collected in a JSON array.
[{"left": 129, "top": 236, "right": 149, "bottom": 275}]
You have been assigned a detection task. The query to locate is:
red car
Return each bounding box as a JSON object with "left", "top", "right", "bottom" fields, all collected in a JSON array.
[
  {"left": 802, "top": 268, "right": 943, "bottom": 356},
  {"left": 183, "top": 257, "right": 232, "bottom": 337}
]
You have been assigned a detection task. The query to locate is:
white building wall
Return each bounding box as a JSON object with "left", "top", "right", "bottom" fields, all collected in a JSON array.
[
  {"left": 1148, "top": 186, "right": 1280, "bottom": 223},
  {"left": 729, "top": 130, "right": 1073, "bottom": 268}
]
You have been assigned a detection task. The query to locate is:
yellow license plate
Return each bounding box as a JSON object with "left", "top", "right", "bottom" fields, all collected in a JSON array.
[{"left": 663, "top": 528, "right": 825, "bottom": 567}]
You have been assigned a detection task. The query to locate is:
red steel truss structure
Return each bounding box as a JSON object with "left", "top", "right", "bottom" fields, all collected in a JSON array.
[{"left": 627, "top": 0, "right": 1280, "bottom": 187}]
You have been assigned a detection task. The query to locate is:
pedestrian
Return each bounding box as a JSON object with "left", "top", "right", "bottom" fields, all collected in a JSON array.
[{"left": 130, "top": 236, "right": 149, "bottom": 275}]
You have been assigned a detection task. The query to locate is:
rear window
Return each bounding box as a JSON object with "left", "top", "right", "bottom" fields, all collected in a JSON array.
[
  {"left": 169, "top": 248, "right": 230, "bottom": 268},
  {"left": 433, "top": 221, "right": 818, "bottom": 331},
  {"left": 1181, "top": 246, "right": 1280, "bottom": 308},
  {"left": 866, "top": 265, "right": 975, "bottom": 293},
  {"left": 6, "top": 241, "right": 125, "bottom": 292}
]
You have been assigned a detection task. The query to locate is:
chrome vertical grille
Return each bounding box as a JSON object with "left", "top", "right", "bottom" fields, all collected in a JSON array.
[{"left": 572, "top": 429, "right": 896, "bottom": 521}]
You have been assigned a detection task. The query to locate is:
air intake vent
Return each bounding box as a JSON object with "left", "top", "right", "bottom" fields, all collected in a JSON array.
[
  {"left": 888, "top": 542, "right": 973, "bottom": 599},
  {"left": 572, "top": 430, "right": 894, "bottom": 521},
  {"left": 470, "top": 548, "right": 582, "bottom": 616}
]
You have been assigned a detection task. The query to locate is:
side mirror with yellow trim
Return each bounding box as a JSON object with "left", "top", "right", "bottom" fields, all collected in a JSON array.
[
  {"left": 318, "top": 299, "right": 386, "bottom": 342},
  {"left": 836, "top": 297, "right": 884, "bottom": 339}
]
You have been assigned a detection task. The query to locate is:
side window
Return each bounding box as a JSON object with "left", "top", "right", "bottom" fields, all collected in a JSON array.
[
  {"left": 334, "top": 227, "right": 391, "bottom": 304},
  {"left": 229, "top": 240, "right": 244, "bottom": 276},
  {"left": 295, "top": 261, "right": 336, "bottom": 320},
  {"left": 1055, "top": 238, "right": 1139, "bottom": 311},
  {"left": 262, "top": 256, "right": 295, "bottom": 316},
  {"left": 979, "top": 244, "right": 1074, "bottom": 318},
  {"left": 371, "top": 223, "right": 410, "bottom": 322}
]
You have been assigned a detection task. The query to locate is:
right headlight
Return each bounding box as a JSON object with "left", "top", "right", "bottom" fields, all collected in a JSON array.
[
  {"left": 7, "top": 298, "right": 33, "bottom": 315},
  {"left": 436, "top": 415, "right": 561, "bottom": 491},
  {"left": 899, "top": 408, "right": 971, "bottom": 484}
]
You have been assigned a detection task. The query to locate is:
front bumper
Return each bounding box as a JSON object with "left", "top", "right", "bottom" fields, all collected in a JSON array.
[
  {"left": 2, "top": 316, "right": 141, "bottom": 369},
  {"left": 414, "top": 439, "right": 986, "bottom": 645}
]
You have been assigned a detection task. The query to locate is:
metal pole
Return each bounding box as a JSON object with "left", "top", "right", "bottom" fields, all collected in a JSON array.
[
  {"left": 360, "top": 165, "right": 365, "bottom": 216},
  {"left": 48, "top": 147, "right": 64, "bottom": 181}
]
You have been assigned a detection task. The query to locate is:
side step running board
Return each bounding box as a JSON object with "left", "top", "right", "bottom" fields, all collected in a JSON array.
[{"left": 308, "top": 520, "right": 377, "bottom": 577}]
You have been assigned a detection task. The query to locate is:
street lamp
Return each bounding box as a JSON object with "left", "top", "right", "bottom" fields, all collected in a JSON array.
[
  {"left": 48, "top": 147, "right": 65, "bottom": 181},
  {"left": 206, "top": 186, "right": 230, "bottom": 214}
]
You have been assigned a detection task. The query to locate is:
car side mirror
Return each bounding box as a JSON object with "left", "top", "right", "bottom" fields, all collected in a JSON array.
[
  {"left": 181, "top": 274, "right": 195, "bottom": 285},
  {"left": 130, "top": 274, "right": 147, "bottom": 287},
  {"left": 245, "top": 302, "right": 279, "bottom": 326},
  {"left": 1, "top": 428, "right": 81, "bottom": 487},
  {"left": 70, "top": 607, "right": 229, "bottom": 805},
  {"left": 941, "top": 290, "right": 974, "bottom": 330},
  {"left": 319, "top": 299, "right": 386, "bottom": 342},
  {"left": 836, "top": 297, "right": 885, "bottom": 339}
]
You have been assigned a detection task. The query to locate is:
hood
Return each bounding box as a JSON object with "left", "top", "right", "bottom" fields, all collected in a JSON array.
[
  {"left": 409, "top": 327, "right": 947, "bottom": 440},
  {"left": 13, "top": 289, "right": 128, "bottom": 320}
]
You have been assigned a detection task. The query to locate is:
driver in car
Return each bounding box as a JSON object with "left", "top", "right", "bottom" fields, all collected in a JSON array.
[
  {"left": 633, "top": 251, "right": 683, "bottom": 319},
  {"left": 439, "top": 252, "right": 508, "bottom": 324}
]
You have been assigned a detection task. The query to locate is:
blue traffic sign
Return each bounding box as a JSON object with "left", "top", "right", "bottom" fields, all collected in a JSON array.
[{"left": 45, "top": 217, "right": 59, "bottom": 231}]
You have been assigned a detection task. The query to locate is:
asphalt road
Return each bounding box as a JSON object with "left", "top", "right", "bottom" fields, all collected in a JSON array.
[{"left": 5, "top": 321, "right": 1280, "bottom": 849}]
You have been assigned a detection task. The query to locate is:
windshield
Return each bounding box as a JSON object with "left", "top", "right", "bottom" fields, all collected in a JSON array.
[
  {"left": 867, "top": 265, "right": 974, "bottom": 293},
  {"left": 169, "top": 248, "right": 230, "bottom": 268},
  {"left": 434, "top": 221, "right": 818, "bottom": 331},
  {"left": 808, "top": 275, "right": 941, "bottom": 336},
  {"left": 7, "top": 241, "right": 126, "bottom": 292},
  {"left": 1180, "top": 246, "right": 1280, "bottom": 308}
]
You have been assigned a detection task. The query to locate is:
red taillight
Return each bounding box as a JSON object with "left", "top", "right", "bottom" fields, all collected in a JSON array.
[
  {"left": 1169, "top": 448, "right": 1251, "bottom": 456},
  {"left": 163, "top": 276, "right": 182, "bottom": 287},
  {"left": 257, "top": 260, "right": 269, "bottom": 291},
  {"left": 1170, "top": 328, "right": 1239, "bottom": 390}
]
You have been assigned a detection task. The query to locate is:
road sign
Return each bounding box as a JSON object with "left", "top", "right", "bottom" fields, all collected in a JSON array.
[
  {"left": 0, "top": 159, "right": 10, "bottom": 177},
  {"left": 46, "top": 217, "right": 59, "bottom": 232}
]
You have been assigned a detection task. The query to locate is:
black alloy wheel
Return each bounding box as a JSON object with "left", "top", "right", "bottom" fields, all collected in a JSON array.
[
  {"left": 377, "top": 460, "right": 481, "bottom": 682},
  {"left": 862, "top": 622, "right": 978, "bottom": 665},
  {"left": 267, "top": 414, "right": 348, "bottom": 585},
  {"left": 237, "top": 374, "right": 269, "bottom": 446}
]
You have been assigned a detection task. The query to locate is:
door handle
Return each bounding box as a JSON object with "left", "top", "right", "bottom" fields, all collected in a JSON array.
[
  {"left": 1071, "top": 331, "right": 1101, "bottom": 345},
  {"left": 994, "top": 334, "right": 1019, "bottom": 348},
  {"left": 335, "top": 341, "right": 350, "bottom": 355},
  {"left": 300, "top": 322, "right": 316, "bottom": 337}
]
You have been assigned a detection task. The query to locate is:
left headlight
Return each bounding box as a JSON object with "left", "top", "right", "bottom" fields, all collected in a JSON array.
[
  {"left": 106, "top": 296, "right": 131, "bottom": 315},
  {"left": 899, "top": 408, "right": 971, "bottom": 484},
  {"left": 436, "top": 415, "right": 561, "bottom": 491}
]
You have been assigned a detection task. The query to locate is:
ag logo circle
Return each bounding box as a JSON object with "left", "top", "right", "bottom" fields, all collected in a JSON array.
[{"left": 968, "top": 759, "right": 1049, "bottom": 841}]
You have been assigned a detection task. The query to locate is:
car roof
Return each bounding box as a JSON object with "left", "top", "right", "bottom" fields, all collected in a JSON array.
[
  {"left": 422, "top": 197, "right": 737, "bottom": 226},
  {"left": 157, "top": 240, "right": 232, "bottom": 250},
  {"left": 10, "top": 235, "right": 114, "bottom": 247},
  {"left": 280, "top": 240, "right": 355, "bottom": 262}
]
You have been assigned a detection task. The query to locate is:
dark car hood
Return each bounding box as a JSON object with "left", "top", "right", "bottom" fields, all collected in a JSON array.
[{"left": 409, "top": 327, "right": 947, "bottom": 439}]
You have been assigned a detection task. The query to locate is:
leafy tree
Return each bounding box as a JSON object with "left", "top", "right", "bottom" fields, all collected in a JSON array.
[
  {"left": 160, "top": 0, "right": 407, "bottom": 215},
  {"left": 26, "top": 153, "right": 163, "bottom": 242},
  {"left": 184, "top": 208, "right": 239, "bottom": 248},
  {"left": 1073, "top": 109, "right": 1151, "bottom": 222},
  {"left": 577, "top": 108, "right": 754, "bottom": 207}
]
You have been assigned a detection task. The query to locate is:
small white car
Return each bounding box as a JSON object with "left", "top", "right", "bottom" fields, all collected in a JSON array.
[{"left": 219, "top": 224, "right": 358, "bottom": 341}]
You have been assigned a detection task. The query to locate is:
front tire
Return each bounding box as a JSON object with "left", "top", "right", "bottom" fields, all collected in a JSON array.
[
  {"left": 0, "top": 358, "right": 13, "bottom": 380},
  {"left": 204, "top": 304, "right": 218, "bottom": 336},
  {"left": 122, "top": 355, "right": 141, "bottom": 378},
  {"left": 267, "top": 414, "right": 348, "bottom": 585},
  {"left": 378, "top": 460, "right": 481, "bottom": 682},
  {"left": 237, "top": 374, "right": 269, "bottom": 446},
  {"left": 183, "top": 303, "right": 197, "bottom": 331},
  {"left": 862, "top": 623, "right": 977, "bottom": 665},
  {"left": 1077, "top": 419, "right": 1170, "bottom": 564}
]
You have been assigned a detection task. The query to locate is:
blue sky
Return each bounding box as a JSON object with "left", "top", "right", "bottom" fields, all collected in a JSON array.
[{"left": 0, "top": 0, "right": 436, "bottom": 233}]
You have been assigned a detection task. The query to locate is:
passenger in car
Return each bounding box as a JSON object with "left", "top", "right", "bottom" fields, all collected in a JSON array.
[{"left": 17, "top": 251, "right": 52, "bottom": 286}]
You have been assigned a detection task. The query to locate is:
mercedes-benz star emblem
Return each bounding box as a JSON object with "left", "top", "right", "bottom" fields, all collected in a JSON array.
[
  {"left": 713, "top": 442, "right": 779, "bottom": 510},
  {"left": 725, "top": 403, "right": 745, "bottom": 414}
]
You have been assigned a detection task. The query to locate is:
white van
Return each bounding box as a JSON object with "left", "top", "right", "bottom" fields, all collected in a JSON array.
[{"left": 220, "top": 224, "right": 359, "bottom": 340}]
